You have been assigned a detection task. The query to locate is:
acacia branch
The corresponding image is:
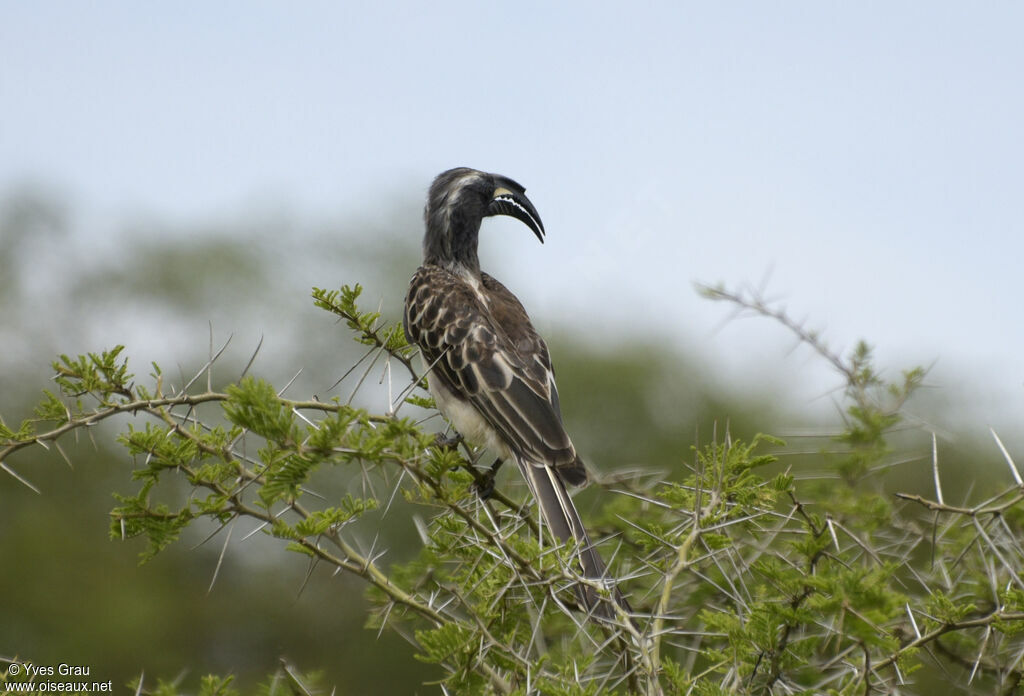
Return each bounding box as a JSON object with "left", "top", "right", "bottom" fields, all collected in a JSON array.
[{"left": 875, "top": 610, "right": 1024, "bottom": 673}]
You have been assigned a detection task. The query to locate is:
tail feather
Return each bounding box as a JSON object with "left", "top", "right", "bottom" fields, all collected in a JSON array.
[{"left": 517, "top": 458, "right": 632, "bottom": 623}]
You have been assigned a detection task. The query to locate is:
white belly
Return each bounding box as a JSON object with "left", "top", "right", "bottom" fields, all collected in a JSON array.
[{"left": 426, "top": 360, "right": 512, "bottom": 460}]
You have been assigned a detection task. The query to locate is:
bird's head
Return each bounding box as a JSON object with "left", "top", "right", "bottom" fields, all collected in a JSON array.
[{"left": 422, "top": 167, "right": 545, "bottom": 273}]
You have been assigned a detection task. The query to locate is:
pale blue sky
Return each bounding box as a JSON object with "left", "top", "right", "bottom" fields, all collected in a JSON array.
[{"left": 3, "top": 3, "right": 1022, "bottom": 439}]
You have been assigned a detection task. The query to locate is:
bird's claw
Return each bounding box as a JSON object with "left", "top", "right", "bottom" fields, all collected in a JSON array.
[
  {"left": 434, "top": 432, "right": 463, "bottom": 450},
  {"left": 473, "top": 458, "right": 506, "bottom": 501},
  {"left": 474, "top": 472, "right": 496, "bottom": 500}
]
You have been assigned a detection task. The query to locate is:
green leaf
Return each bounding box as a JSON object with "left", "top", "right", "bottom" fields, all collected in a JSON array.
[
  {"left": 223, "top": 377, "right": 295, "bottom": 442},
  {"left": 292, "top": 495, "right": 378, "bottom": 536}
]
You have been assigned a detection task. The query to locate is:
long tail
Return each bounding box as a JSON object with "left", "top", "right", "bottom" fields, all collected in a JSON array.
[{"left": 517, "top": 458, "right": 633, "bottom": 624}]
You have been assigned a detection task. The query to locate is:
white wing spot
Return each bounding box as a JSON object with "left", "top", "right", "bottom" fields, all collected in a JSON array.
[{"left": 490, "top": 351, "right": 515, "bottom": 387}]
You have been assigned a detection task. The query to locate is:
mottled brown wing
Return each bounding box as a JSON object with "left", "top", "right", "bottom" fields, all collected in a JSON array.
[{"left": 404, "top": 265, "right": 585, "bottom": 481}]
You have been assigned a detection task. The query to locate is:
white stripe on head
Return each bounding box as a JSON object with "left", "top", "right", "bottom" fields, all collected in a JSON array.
[{"left": 437, "top": 170, "right": 486, "bottom": 235}]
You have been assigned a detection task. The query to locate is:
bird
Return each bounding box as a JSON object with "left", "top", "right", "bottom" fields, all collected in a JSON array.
[{"left": 403, "top": 167, "right": 631, "bottom": 623}]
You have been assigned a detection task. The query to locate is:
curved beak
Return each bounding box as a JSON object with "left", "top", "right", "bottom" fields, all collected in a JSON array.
[{"left": 486, "top": 178, "right": 545, "bottom": 244}]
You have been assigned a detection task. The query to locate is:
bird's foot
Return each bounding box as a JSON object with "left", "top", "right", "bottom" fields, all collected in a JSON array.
[
  {"left": 434, "top": 432, "right": 463, "bottom": 451},
  {"left": 473, "top": 458, "right": 506, "bottom": 500}
]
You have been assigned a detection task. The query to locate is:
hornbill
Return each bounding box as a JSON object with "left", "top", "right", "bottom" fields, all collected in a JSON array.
[{"left": 403, "top": 167, "right": 631, "bottom": 623}]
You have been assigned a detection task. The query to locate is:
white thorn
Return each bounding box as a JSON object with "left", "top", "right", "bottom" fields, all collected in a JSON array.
[
  {"left": 990, "top": 427, "right": 1022, "bottom": 486},
  {"left": 931, "top": 433, "right": 944, "bottom": 505}
]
